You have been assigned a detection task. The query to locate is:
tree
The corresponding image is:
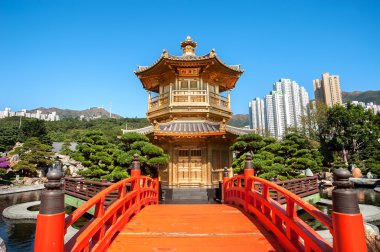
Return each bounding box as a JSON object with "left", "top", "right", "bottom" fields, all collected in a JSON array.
[
  {"left": 231, "top": 133, "right": 324, "bottom": 180},
  {"left": 119, "top": 132, "right": 169, "bottom": 177},
  {"left": 71, "top": 131, "right": 169, "bottom": 181},
  {"left": 320, "top": 103, "right": 380, "bottom": 168},
  {"left": 0, "top": 127, "right": 22, "bottom": 151},
  {"left": 20, "top": 119, "right": 51, "bottom": 145},
  {"left": 12, "top": 137, "right": 54, "bottom": 176}
]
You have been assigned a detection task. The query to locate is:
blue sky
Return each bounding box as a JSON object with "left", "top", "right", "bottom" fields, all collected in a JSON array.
[{"left": 0, "top": 0, "right": 379, "bottom": 117}]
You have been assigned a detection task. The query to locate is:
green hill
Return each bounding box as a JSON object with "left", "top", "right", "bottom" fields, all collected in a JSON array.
[
  {"left": 28, "top": 107, "right": 123, "bottom": 119},
  {"left": 228, "top": 114, "right": 249, "bottom": 127},
  {"left": 342, "top": 90, "right": 380, "bottom": 104}
]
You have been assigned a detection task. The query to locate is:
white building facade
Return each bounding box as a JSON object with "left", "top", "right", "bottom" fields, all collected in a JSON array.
[
  {"left": 248, "top": 98, "right": 266, "bottom": 135},
  {"left": 0, "top": 107, "right": 60, "bottom": 121},
  {"left": 249, "top": 79, "right": 310, "bottom": 139}
]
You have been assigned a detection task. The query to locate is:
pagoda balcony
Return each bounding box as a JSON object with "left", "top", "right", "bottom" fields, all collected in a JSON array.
[{"left": 147, "top": 90, "right": 231, "bottom": 120}]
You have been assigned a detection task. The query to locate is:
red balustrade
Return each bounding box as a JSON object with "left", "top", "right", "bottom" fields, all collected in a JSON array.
[
  {"left": 34, "top": 154, "right": 159, "bottom": 252},
  {"left": 223, "top": 154, "right": 367, "bottom": 252},
  {"left": 224, "top": 175, "right": 332, "bottom": 251},
  {"left": 64, "top": 175, "right": 158, "bottom": 252}
]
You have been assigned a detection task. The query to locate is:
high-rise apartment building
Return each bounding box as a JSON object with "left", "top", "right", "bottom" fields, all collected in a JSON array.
[
  {"left": 273, "top": 79, "right": 307, "bottom": 128},
  {"left": 313, "top": 72, "right": 342, "bottom": 107},
  {"left": 248, "top": 98, "right": 266, "bottom": 135},
  {"left": 250, "top": 79, "right": 309, "bottom": 139},
  {"left": 265, "top": 91, "right": 286, "bottom": 139}
]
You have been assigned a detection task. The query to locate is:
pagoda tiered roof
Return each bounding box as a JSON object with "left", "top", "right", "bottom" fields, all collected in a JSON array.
[
  {"left": 134, "top": 36, "right": 244, "bottom": 92},
  {"left": 123, "top": 121, "right": 256, "bottom": 137},
  {"left": 135, "top": 52, "right": 243, "bottom": 74}
]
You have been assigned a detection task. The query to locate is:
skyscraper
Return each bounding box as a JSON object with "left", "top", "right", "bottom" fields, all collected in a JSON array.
[
  {"left": 248, "top": 98, "right": 266, "bottom": 135},
  {"left": 313, "top": 72, "right": 342, "bottom": 107},
  {"left": 264, "top": 91, "right": 286, "bottom": 139},
  {"left": 273, "top": 79, "right": 306, "bottom": 128},
  {"left": 250, "top": 79, "right": 309, "bottom": 139}
]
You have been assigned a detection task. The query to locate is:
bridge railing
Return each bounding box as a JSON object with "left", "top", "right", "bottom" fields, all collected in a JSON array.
[
  {"left": 64, "top": 177, "right": 117, "bottom": 205},
  {"left": 34, "top": 154, "right": 159, "bottom": 252},
  {"left": 223, "top": 154, "right": 367, "bottom": 252}
]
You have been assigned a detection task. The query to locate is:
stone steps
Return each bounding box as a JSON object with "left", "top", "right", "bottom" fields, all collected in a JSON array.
[{"left": 171, "top": 188, "right": 209, "bottom": 200}]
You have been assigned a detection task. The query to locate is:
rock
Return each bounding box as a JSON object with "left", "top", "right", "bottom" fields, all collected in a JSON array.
[
  {"left": 366, "top": 233, "right": 380, "bottom": 252},
  {"left": 0, "top": 236, "right": 6, "bottom": 252},
  {"left": 321, "top": 180, "right": 333, "bottom": 187},
  {"left": 321, "top": 172, "right": 333, "bottom": 181},
  {"left": 368, "top": 172, "right": 374, "bottom": 179},
  {"left": 9, "top": 154, "right": 20, "bottom": 162},
  {"left": 374, "top": 187, "right": 380, "bottom": 193},
  {"left": 352, "top": 167, "right": 363, "bottom": 178},
  {"left": 305, "top": 168, "right": 313, "bottom": 177}
]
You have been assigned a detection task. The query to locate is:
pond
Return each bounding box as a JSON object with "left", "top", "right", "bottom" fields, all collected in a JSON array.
[
  {"left": 299, "top": 187, "right": 380, "bottom": 230},
  {"left": 0, "top": 190, "right": 40, "bottom": 252}
]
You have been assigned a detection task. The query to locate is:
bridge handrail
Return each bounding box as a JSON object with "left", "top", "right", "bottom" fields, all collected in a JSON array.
[
  {"left": 64, "top": 174, "right": 158, "bottom": 251},
  {"left": 224, "top": 175, "right": 332, "bottom": 229},
  {"left": 224, "top": 166, "right": 334, "bottom": 252}
]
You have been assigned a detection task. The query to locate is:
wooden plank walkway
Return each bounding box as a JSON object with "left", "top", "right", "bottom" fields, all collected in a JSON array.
[{"left": 108, "top": 204, "right": 283, "bottom": 252}]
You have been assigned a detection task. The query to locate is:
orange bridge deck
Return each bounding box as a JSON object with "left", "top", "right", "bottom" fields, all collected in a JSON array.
[{"left": 108, "top": 204, "right": 282, "bottom": 252}]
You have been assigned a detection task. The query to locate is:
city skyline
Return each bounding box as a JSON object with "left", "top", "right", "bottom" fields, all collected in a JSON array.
[{"left": 1, "top": 0, "right": 379, "bottom": 117}]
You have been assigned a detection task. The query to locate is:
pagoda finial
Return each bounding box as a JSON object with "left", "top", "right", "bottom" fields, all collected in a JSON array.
[{"left": 180, "top": 36, "right": 197, "bottom": 56}]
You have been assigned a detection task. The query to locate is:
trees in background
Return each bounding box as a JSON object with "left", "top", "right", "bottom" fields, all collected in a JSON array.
[
  {"left": 319, "top": 104, "right": 380, "bottom": 175},
  {"left": 71, "top": 131, "right": 169, "bottom": 181},
  {"left": 231, "top": 133, "right": 323, "bottom": 180},
  {"left": 11, "top": 137, "right": 54, "bottom": 176}
]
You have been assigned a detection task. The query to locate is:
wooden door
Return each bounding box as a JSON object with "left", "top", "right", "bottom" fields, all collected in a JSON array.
[{"left": 177, "top": 149, "right": 202, "bottom": 186}]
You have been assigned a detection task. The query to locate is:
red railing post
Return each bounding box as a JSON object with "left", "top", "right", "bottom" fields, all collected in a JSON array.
[
  {"left": 153, "top": 177, "right": 159, "bottom": 204},
  {"left": 331, "top": 168, "right": 367, "bottom": 252},
  {"left": 244, "top": 153, "right": 254, "bottom": 211},
  {"left": 34, "top": 161, "right": 65, "bottom": 252},
  {"left": 131, "top": 154, "right": 141, "bottom": 210},
  {"left": 222, "top": 166, "right": 229, "bottom": 203}
]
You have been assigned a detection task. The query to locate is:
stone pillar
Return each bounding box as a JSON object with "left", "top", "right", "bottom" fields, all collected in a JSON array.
[
  {"left": 34, "top": 161, "right": 65, "bottom": 252},
  {"left": 331, "top": 168, "right": 367, "bottom": 252}
]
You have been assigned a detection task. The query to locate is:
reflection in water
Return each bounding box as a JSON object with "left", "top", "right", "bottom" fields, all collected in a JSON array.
[
  {"left": 320, "top": 187, "right": 380, "bottom": 207},
  {"left": 0, "top": 190, "right": 41, "bottom": 252}
]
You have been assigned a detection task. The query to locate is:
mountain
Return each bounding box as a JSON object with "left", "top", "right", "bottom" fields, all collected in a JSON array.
[
  {"left": 342, "top": 90, "right": 380, "bottom": 104},
  {"left": 228, "top": 114, "right": 249, "bottom": 128},
  {"left": 28, "top": 107, "right": 123, "bottom": 119}
]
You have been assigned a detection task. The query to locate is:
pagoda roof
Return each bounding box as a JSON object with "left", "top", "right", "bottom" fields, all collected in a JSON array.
[
  {"left": 159, "top": 121, "right": 220, "bottom": 134},
  {"left": 134, "top": 37, "right": 244, "bottom": 92},
  {"left": 122, "top": 121, "right": 256, "bottom": 137},
  {"left": 135, "top": 52, "right": 243, "bottom": 75},
  {"left": 225, "top": 125, "right": 256, "bottom": 135}
]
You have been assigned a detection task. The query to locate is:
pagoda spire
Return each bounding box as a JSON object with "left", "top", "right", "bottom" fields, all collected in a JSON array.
[{"left": 180, "top": 36, "right": 197, "bottom": 56}]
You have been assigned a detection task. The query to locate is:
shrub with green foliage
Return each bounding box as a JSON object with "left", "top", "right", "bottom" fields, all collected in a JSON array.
[
  {"left": 72, "top": 131, "right": 169, "bottom": 182},
  {"left": 231, "top": 133, "right": 324, "bottom": 180},
  {"left": 11, "top": 137, "right": 53, "bottom": 177}
]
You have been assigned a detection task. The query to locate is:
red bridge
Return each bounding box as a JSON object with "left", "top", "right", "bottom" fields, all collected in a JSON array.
[{"left": 34, "top": 155, "right": 367, "bottom": 252}]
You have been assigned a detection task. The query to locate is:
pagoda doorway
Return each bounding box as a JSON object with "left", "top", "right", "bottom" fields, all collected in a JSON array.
[{"left": 177, "top": 149, "right": 203, "bottom": 187}]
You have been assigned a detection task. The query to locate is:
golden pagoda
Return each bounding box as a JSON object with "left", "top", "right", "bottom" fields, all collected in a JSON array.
[{"left": 125, "top": 36, "right": 254, "bottom": 188}]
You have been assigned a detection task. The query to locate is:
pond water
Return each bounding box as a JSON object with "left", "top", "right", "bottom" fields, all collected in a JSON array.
[
  {"left": 0, "top": 190, "right": 40, "bottom": 252},
  {"left": 299, "top": 187, "right": 380, "bottom": 230}
]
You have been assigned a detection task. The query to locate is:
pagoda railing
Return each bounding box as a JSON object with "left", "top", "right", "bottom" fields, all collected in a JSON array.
[
  {"left": 223, "top": 154, "right": 367, "bottom": 252},
  {"left": 209, "top": 91, "right": 229, "bottom": 108},
  {"left": 148, "top": 90, "right": 230, "bottom": 111}
]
